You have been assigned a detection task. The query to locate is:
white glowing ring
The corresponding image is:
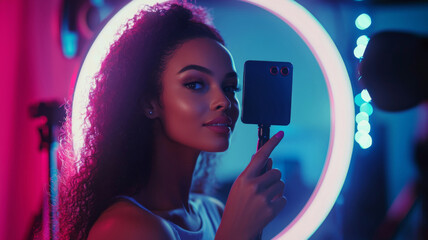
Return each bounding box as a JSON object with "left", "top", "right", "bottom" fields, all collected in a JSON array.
[
  {"left": 240, "top": 0, "right": 354, "bottom": 239},
  {"left": 72, "top": 0, "right": 354, "bottom": 239},
  {"left": 72, "top": 0, "right": 169, "bottom": 158}
]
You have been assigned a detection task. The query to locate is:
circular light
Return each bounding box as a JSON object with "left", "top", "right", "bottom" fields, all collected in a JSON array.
[
  {"left": 353, "top": 44, "right": 367, "bottom": 59},
  {"left": 358, "top": 133, "right": 372, "bottom": 149},
  {"left": 356, "top": 35, "right": 370, "bottom": 46},
  {"left": 357, "top": 120, "right": 371, "bottom": 133},
  {"left": 355, "top": 13, "right": 372, "bottom": 30},
  {"left": 360, "top": 102, "right": 374, "bottom": 116},
  {"left": 73, "top": 1, "right": 354, "bottom": 239},
  {"left": 361, "top": 89, "right": 372, "bottom": 102},
  {"left": 355, "top": 112, "right": 369, "bottom": 123},
  {"left": 354, "top": 93, "right": 364, "bottom": 106},
  {"left": 354, "top": 131, "right": 363, "bottom": 142},
  {"left": 242, "top": 0, "right": 354, "bottom": 239}
]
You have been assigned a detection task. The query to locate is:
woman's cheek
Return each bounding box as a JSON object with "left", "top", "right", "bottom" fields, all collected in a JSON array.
[{"left": 163, "top": 97, "right": 204, "bottom": 138}]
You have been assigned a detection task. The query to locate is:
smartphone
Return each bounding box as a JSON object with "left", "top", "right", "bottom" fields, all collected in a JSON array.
[{"left": 241, "top": 60, "right": 293, "bottom": 126}]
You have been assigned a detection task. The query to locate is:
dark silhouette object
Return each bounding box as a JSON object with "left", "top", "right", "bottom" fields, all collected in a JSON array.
[
  {"left": 359, "top": 31, "right": 428, "bottom": 240},
  {"left": 27, "top": 101, "right": 66, "bottom": 240},
  {"left": 359, "top": 31, "right": 428, "bottom": 111}
]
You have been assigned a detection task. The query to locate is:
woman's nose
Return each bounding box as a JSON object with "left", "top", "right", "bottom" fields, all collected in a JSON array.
[{"left": 211, "top": 88, "right": 231, "bottom": 111}]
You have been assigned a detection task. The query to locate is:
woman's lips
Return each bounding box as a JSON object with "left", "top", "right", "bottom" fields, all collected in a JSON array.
[
  {"left": 203, "top": 116, "right": 232, "bottom": 134},
  {"left": 204, "top": 123, "right": 231, "bottom": 134}
]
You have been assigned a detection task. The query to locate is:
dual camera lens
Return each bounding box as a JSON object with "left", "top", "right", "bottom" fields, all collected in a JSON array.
[{"left": 270, "top": 66, "right": 289, "bottom": 76}]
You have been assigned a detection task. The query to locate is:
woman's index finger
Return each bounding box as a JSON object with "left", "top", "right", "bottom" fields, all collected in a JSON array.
[{"left": 246, "top": 131, "right": 284, "bottom": 177}]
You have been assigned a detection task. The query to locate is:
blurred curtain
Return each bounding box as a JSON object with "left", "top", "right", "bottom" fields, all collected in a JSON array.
[{"left": 0, "top": 0, "right": 79, "bottom": 239}]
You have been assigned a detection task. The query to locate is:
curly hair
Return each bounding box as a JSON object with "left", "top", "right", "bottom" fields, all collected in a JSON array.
[{"left": 58, "top": 2, "right": 225, "bottom": 239}]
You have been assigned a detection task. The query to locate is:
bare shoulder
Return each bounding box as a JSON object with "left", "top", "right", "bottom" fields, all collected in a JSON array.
[
  {"left": 191, "top": 193, "right": 225, "bottom": 217},
  {"left": 88, "top": 200, "right": 177, "bottom": 240}
]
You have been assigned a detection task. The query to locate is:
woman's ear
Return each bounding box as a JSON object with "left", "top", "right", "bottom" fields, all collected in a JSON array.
[{"left": 142, "top": 99, "right": 160, "bottom": 119}]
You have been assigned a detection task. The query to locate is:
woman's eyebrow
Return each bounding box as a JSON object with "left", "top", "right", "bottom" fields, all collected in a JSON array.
[
  {"left": 178, "top": 65, "right": 238, "bottom": 79},
  {"left": 178, "top": 65, "right": 213, "bottom": 75}
]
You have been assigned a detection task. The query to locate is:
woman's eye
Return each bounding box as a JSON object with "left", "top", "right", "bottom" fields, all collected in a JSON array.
[{"left": 184, "top": 82, "right": 204, "bottom": 90}]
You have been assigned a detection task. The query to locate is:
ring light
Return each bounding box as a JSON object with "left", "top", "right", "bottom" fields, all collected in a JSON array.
[{"left": 72, "top": 1, "right": 354, "bottom": 239}]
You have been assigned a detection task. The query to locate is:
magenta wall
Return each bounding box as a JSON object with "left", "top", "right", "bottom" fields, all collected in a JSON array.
[{"left": 0, "top": 0, "right": 81, "bottom": 239}]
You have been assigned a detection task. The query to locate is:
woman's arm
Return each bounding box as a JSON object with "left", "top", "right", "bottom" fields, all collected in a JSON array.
[{"left": 88, "top": 201, "right": 177, "bottom": 240}]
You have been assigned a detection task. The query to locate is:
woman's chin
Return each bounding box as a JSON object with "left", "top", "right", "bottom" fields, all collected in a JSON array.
[{"left": 202, "top": 142, "right": 230, "bottom": 153}]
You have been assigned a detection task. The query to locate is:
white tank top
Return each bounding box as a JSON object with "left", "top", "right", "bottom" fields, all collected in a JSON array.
[{"left": 116, "top": 193, "right": 222, "bottom": 239}]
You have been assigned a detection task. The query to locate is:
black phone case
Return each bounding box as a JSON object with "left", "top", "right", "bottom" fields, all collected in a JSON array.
[{"left": 241, "top": 60, "right": 293, "bottom": 125}]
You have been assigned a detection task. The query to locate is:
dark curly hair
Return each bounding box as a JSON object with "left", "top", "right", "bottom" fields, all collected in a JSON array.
[{"left": 58, "top": 1, "right": 225, "bottom": 239}]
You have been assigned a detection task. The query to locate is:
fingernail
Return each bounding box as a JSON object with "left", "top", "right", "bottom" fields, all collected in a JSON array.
[{"left": 275, "top": 131, "right": 284, "bottom": 139}]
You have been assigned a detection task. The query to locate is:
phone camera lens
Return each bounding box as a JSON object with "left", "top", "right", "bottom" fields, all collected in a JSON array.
[
  {"left": 270, "top": 66, "right": 279, "bottom": 75},
  {"left": 280, "top": 66, "right": 289, "bottom": 76}
]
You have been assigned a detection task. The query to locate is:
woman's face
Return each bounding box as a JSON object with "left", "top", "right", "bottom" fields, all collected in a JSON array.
[{"left": 156, "top": 37, "right": 239, "bottom": 152}]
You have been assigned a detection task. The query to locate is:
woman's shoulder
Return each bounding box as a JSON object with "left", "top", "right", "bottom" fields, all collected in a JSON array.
[{"left": 88, "top": 200, "right": 177, "bottom": 240}]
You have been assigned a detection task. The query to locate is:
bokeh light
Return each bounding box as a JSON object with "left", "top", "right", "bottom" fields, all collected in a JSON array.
[
  {"left": 355, "top": 13, "right": 372, "bottom": 30},
  {"left": 354, "top": 131, "right": 363, "bottom": 142},
  {"left": 355, "top": 112, "right": 369, "bottom": 123},
  {"left": 358, "top": 133, "right": 372, "bottom": 149},
  {"left": 357, "top": 120, "right": 371, "bottom": 133},
  {"left": 61, "top": 28, "right": 78, "bottom": 58},
  {"left": 353, "top": 44, "right": 367, "bottom": 59},
  {"left": 356, "top": 35, "right": 370, "bottom": 46},
  {"left": 354, "top": 93, "right": 365, "bottom": 106},
  {"left": 361, "top": 89, "right": 372, "bottom": 102},
  {"left": 360, "top": 102, "right": 374, "bottom": 115}
]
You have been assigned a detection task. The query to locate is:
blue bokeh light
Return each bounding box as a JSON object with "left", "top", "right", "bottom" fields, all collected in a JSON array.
[
  {"left": 355, "top": 13, "right": 372, "bottom": 30},
  {"left": 361, "top": 89, "right": 372, "bottom": 102},
  {"left": 360, "top": 102, "right": 374, "bottom": 116},
  {"left": 357, "top": 120, "right": 371, "bottom": 133},
  {"left": 356, "top": 112, "right": 369, "bottom": 123},
  {"left": 353, "top": 44, "right": 367, "bottom": 59},
  {"left": 358, "top": 133, "right": 372, "bottom": 149},
  {"left": 356, "top": 35, "right": 370, "bottom": 46},
  {"left": 354, "top": 93, "right": 365, "bottom": 106}
]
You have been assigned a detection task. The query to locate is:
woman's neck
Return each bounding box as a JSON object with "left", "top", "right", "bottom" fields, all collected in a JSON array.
[{"left": 135, "top": 124, "right": 200, "bottom": 212}]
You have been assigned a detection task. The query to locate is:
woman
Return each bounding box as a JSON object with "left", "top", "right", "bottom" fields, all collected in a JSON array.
[{"left": 59, "top": 1, "right": 286, "bottom": 239}]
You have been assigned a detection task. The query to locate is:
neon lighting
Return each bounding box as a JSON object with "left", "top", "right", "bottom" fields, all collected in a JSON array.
[
  {"left": 240, "top": 0, "right": 354, "bottom": 239},
  {"left": 353, "top": 44, "right": 366, "bottom": 59},
  {"left": 355, "top": 90, "right": 373, "bottom": 149},
  {"left": 50, "top": 141, "right": 59, "bottom": 240},
  {"left": 73, "top": 0, "right": 354, "bottom": 239},
  {"left": 355, "top": 13, "right": 371, "bottom": 30},
  {"left": 358, "top": 133, "right": 372, "bottom": 149},
  {"left": 356, "top": 112, "right": 369, "bottom": 123},
  {"left": 61, "top": 22, "right": 78, "bottom": 58},
  {"left": 354, "top": 93, "right": 365, "bottom": 106},
  {"left": 354, "top": 131, "right": 363, "bottom": 142},
  {"left": 360, "top": 102, "right": 374, "bottom": 116},
  {"left": 357, "top": 120, "right": 371, "bottom": 133},
  {"left": 356, "top": 35, "right": 370, "bottom": 46},
  {"left": 361, "top": 89, "right": 372, "bottom": 102},
  {"left": 91, "top": 0, "right": 105, "bottom": 7}
]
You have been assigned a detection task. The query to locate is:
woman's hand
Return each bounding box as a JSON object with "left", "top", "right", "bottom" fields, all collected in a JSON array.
[{"left": 215, "top": 131, "right": 287, "bottom": 240}]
